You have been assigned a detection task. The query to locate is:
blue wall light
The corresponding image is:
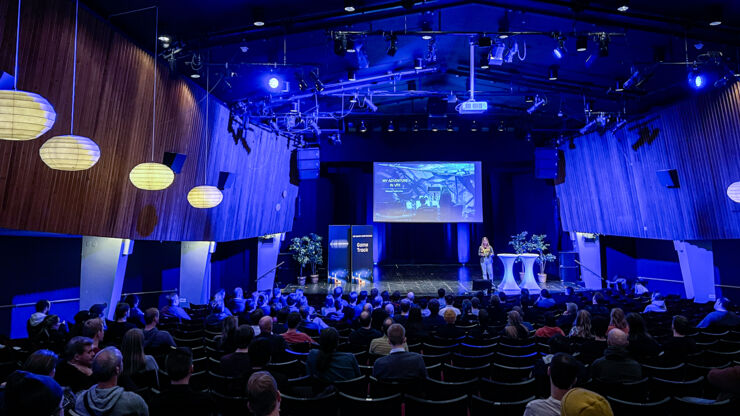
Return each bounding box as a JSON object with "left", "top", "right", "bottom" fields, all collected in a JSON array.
[{"left": 267, "top": 76, "right": 280, "bottom": 90}]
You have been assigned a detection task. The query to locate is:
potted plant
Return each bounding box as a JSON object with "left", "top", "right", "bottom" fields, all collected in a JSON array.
[
  {"left": 508, "top": 231, "right": 532, "bottom": 278},
  {"left": 530, "top": 234, "right": 557, "bottom": 283},
  {"left": 307, "top": 233, "right": 323, "bottom": 284},
  {"left": 288, "top": 235, "right": 311, "bottom": 285}
]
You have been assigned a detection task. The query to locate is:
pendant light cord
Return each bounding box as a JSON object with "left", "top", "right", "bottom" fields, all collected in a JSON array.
[
  {"left": 70, "top": 0, "right": 79, "bottom": 134},
  {"left": 13, "top": 0, "right": 21, "bottom": 90},
  {"left": 205, "top": 53, "right": 209, "bottom": 184},
  {"left": 151, "top": 7, "right": 158, "bottom": 161}
]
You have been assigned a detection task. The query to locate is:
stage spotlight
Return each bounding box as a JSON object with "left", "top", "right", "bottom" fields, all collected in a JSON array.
[
  {"left": 386, "top": 34, "right": 398, "bottom": 56},
  {"left": 688, "top": 68, "right": 706, "bottom": 89},
  {"left": 190, "top": 71, "right": 200, "bottom": 79},
  {"left": 552, "top": 35, "right": 566, "bottom": 59},
  {"left": 447, "top": 120, "right": 454, "bottom": 131},
  {"left": 387, "top": 121, "right": 395, "bottom": 132},
  {"left": 346, "top": 38, "right": 356, "bottom": 53},
  {"left": 478, "top": 36, "right": 492, "bottom": 47},
  {"left": 553, "top": 47, "right": 563, "bottom": 60},
  {"left": 359, "top": 120, "right": 367, "bottom": 132},
  {"left": 576, "top": 35, "right": 588, "bottom": 52},
  {"left": 617, "top": 1, "right": 629, "bottom": 12},
  {"left": 598, "top": 34, "right": 609, "bottom": 57},
  {"left": 525, "top": 95, "right": 534, "bottom": 103},
  {"left": 488, "top": 43, "right": 506, "bottom": 66},
  {"left": 557, "top": 109, "right": 564, "bottom": 118},
  {"left": 267, "top": 76, "right": 280, "bottom": 90},
  {"left": 350, "top": 92, "right": 358, "bottom": 103},
  {"left": 526, "top": 95, "right": 546, "bottom": 114},
  {"left": 708, "top": 5, "right": 722, "bottom": 26},
  {"left": 412, "top": 120, "right": 420, "bottom": 132},
  {"left": 158, "top": 35, "right": 171, "bottom": 43},
  {"left": 344, "top": 0, "right": 356, "bottom": 12},
  {"left": 421, "top": 20, "right": 433, "bottom": 40},
  {"left": 614, "top": 79, "right": 624, "bottom": 92},
  {"left": 498, "top": 12, "right": 510, "bottom": 39},
  {"left": 296, "top": 73, "right": 309, "bottom": 91},
  {"left": 310, "top": 70, "right": 324, "bottom": 91},
  {"left": 548, "top": 65, "right": 559, "bottom": 80},
  {"left": 470, "top": 120, "right": 478, "bottom": 132},
  {"left": 334, "top": 35, "right": 347, "bottom": 56},
  {"left": 363, "top": 96, "right": 378, "bottom": 112},
  {"left": 252, "top": 8, "right": 265, "bottom": 26},
  {"left": 497, "top": 121, "right": 505, "bottom": 132},
  {"left": 480, "top": 51, "right": 490, "bottom": 69},
  {"left": 414, "top": 57, "right": 424, "bottom": 70},
  {"left": 347, "top": 70, "right": 356, "bottom": 81}
]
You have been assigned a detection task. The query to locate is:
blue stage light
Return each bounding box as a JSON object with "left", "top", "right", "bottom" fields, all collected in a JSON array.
[
  {"left": 268, "top": 77, "right": 280, "bottom": 90},
  {"left": 553, "top": 47, "right": 563, "bottom": 59},
  {"left": 688, "top": 69, "right": 706, "bottom": 89}
]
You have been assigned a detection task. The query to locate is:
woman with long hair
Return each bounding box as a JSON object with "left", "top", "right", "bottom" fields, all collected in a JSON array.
[
  {"left": 218, "top": 315, "right": 239, "bottom": 354},
  {"left": 626, "top": 312, "right": 660, "bottom": 361},
  {"left": 405, "top": 306, "right": 428, "bottom": 343},
  {"left": 457, "top": 299, "right": 477, "bottom": 325},
  {"left": 478, "top": 237, "right": 494, "bottom": 280},
  {"left": 569, "top": 310, "right": 594, "bottom": 339},
  {"left": 121, "top": 329, "right": 159, "bottom": 388},
  {"left": 502, "top": 310, "right": 529, "bottom": 340},
  {"left": 607, "top": 308, "right": 629, "bottom": 335},
  {"left": 306, "top": 327, "right": 360, "bottom": 382}
]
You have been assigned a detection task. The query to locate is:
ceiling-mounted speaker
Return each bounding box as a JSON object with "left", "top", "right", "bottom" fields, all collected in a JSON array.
[
  {"left": 163, "top": 152, "right": 187, "bottom": 174},
  {"left": 656, "top": 169, "right": 679, "bottom": 188},
  {"left": 217, "top": 171, "right": 235, "bottom": 190}
]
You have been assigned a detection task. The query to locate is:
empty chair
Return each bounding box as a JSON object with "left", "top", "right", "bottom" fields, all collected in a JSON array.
[
  {"left": 369, "top": 377, "right": 424, "bottom": 397},
  {"left": 479, "top": 377, "right": 536, "bottom": 402},
  {"left": 208, "top": 371, "right": 246, "bottom": 396},
  {"left": 352, "top": 350, "right": 369, "bottom": 365},
  {"left": 358, "top": 364, "right": 374, "bottom": 377},
  {"left": 338, "top": 392, "right": 402, "bottom": 416},
  {"left": 496, "top": 343, "right": 537, "bottom": 356},
  {"left": 451, "top": 352, "right": 493, "bottom": 368},
  {"left": 284, "top": 349, "right": 309, "bottom": 361},
  {"left": 671, "top": 396, "right": 735, "bottom": 416},
  {"left": 210, "top": 390, "right": 247, "bottom": 416},
  {"left": 407, "top": 342, "right": 423, "bottom": 353},
  {"left": 463, "top": 336, "right": 499, "bottom": 346},
  {"left": 432, "top": 335, "right": 466, "bottom": 346},
  {"left": 286, "top": 342, "right": 311, "bottom": 353},
  {"left": 587, "top": 377, "right": 649, "bottom": 402},
  {"left": 422, "top": 343, "right": 458, "bottom": 355},
  {"left": 442, "top": 363, "right": 489, "bottom": 382},
  {"left": 426, "top": 362, "right": 443, "bottom": 381},
  {"left": 424, "top": 377, "right": 478, "bottom": 400},
  {"left": 687, "top": 362, "right": 730, "bottom": 379},
  {"left": 189, "top": 370, "right": 207, "bottom": 392},
  {"left": 650, "top": 376, "right": 704, "bottom": 400},
  {"left": 421, "top": 352, "right": 451, "bottom": 366},
  {"left": 405, "top": 394, "right": 468, "bottom": 416},
  {"left": 280, "top": 391, "right": 337, "bottom": 416},
  {"left": 491, "top": 363, "right": 534, "bottom": 382},
  {"left": 333, "top": 375, "right": 368, "bottom": 398},
  {"left": 641, "top": 363, "right": 685, "bottom": 381},
  {"left": 367, "top": 352, "right": 384, "bottom": 365},
  {"left": 459, "top": 342, "right": 497, "bottom": 356},
  {"left": 470, "top": 394, "right": 533, "bottom": 416},
  {"left": 284, "top": 375, "right": 316, "bottom": 398},
  {"left": 267, "top": 360, "right": 304, "bottom": 379},
  {"left": 607, "top": 396, "right": 670, "bottom": 416},
  {"left": 493, "top": 352, "right": 539, "bottom": 367},
  {"left": 172, "top": 337, "right": 203, "bottom": 349}
]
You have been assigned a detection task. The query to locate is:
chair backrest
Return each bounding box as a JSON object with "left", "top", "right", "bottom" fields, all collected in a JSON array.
[
  {"left": 496, "top": 343, "right": 536, "bottom": 355},
  {"left": 422, "top": 343, "right": 459, "bottom": 355},
  {"left": 280, "top": 391, "right": 338, "bottom": 416},
  {"left": 588, "top": 377, "right": 649, "bottom": 402},
  {"left": 493, "top": 352, "right": 539, "bottom": 367},
  {"left": 491, "top": 363, "right": 534, "bottom": 382},
  {"left": 333, "top": 375, "right": 368, "bottom": 398},
  {"left": 479, "top": 377, "right": 537, "bottom": 402},
  {"left": 208, "top": 371, "right": 246, "bottom": 396},
  {"left": 641, "top": 363, "right": 685, "bottom": 381},
  {"left": 671, "top": 396, "right": 734, "bottom": 415},
  {"left": 650, "top": 376, "right": 704, "bottom": 400},
  {"left": 210, "top": 391, "right": 248, "bottom": 416},
  {"left": 421, "top": 352, "right": 451, "bottom": 366},
  {"left": 442, "top": 362, "right": 489, "bottom": 382},
  {"left": 405, "top": 394, "right": 468, "bottom": 416},
  {"left": 470, "top": 394, "right": 534, "bottom": 416},
  {"left": 369, "top": 377, "right": 424, "bottom": 397},
  {"left": 459, "top": 342, "right": 497, "bottom": 356},
  {"left": 424, "top": 377, "right": 478, "bottom": 400},
  {"left": 267, "top": 360, "right": 304, "bottom": 379},
  {"left": 451, "top": 352, "right": 494, "bottom": 368},
  {"left": 338, "top": 392, "right": 402, "bottom": 416},
  {"left": 607, "top": 396, "right": 671, "bottom": 416}
]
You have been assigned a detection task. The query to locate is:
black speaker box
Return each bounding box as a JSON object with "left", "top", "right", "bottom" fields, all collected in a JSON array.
[
  {"left": 472, "top": 279, "right": 493, "bottom": 291},
  {"left": 217, "top": 171, "right": 235, "bottom": 190},
  {"left": 296, "top": 148, "right": 320, "bottom": 180},
  {"left": 656, "top": 169, "right": 679, "bottom": 188},
  {"left": 163, "top": 152, "right": 187, "bottom": 174}
]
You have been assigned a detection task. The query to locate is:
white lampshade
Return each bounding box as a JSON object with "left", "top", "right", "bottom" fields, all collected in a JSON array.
[
  {"left": 129, "top": 162, "right": 174, "bottom": 190},
  {"left": 187, "top": 185, "right": 223, "bottom": 208},
  {"left": 39, "top": 135, "right": 100, "bottom": 171},
  {"left": 0, "top": 90, "right": 57, "bottom": 141},
  {"left": 728, "top": 181, "right": 740, "bottom": 203}
]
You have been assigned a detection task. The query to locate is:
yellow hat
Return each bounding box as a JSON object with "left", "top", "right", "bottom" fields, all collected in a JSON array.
[{"left": 560, "top": 388, "right": 613, "bottom": 416}]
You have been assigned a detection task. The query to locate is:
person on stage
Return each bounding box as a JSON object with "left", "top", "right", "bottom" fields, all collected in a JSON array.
[{"left": 478, "top": 237, "right": 494, "bottom": 280}]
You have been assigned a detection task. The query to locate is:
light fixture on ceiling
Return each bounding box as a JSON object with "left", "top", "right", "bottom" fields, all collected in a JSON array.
[
  {"left": 363, "top": 96, "right": 378, "bottom": 112},
  {"left": 386, "top": 34, "right": 398, "bottom": 56},
  {"left": 525, "top": 95, "right": 534, "bottom": 103},
  {"left": 470, "top": 120, "right": 478, "bottom": 132},
  {"left": 614, "top": 79, "right": 624, "bottom": 92},
  {"left": 421, "top": 18, "right": 433, "bottom": 40},
  {"left": 497, "top": 121, "right": 505, "bottom": 132},
  {"left": 526, "top": 95, "right": 546, "bottom": 114},
  {"left": 310, "top": 70, "right": 324, "bottom": 91},
  {"left": 414, "top": 57, "right": 424, "bottom": 70},
  {"left": 576, "top": 35, "right": 588, "bottom": 52},
  {"left": 617, "top": 1, "right": 629, "bottom": 12},
  {"left": 40, "top": 0, "right": 99, "bottom": 171},
  {"left": 130, "top": 7, "right": 174, "bottom": 191},
  {"left": 349, "top": 92, "right": 358, "bottom": 103},
  {"left": 447, "top": 119, "right": 454, "bottom": 131},
  {"left": 0, "top": 0, "right": 56, "bottom": 141},
  {"left": 598, "top": 34, "right": 609, "bottom": 57},
  {"left": 552, "top": 34, "right": 566, "bottom": 59},
  {"left": 252, "top": 8, "right": 265, "bottom": 26},
  {"left": 548, "top": 65, "right": 559, "bottom": 80},
  {"left": 333, "top": 35, "right": 347, "bottom": 56},
  {"left": 480, "top": 51, "right": 490, "bottom": 69},
  {"left": 412, "top": 120, "right": 420, "bottom": 132},
  {"left": 344, "top": 0, "right": 356, "bottom": 12},
  {"left": 359, "top": 120, "right": 367, "bottom": 132},
  {"left": 346, "top": 37, "right": 356, "bottom": 53},
  {"left": 347, "top": 70, "right": 356, "bottom": 81},
  {"left": 708, "top": 5, "right": 722, "bottom": 26},
  {"left": 497, "top": 12, "right": 510, "bottom": 39},
  {"left": 387, "top": 120, "right": 395, "bottom": 132}
]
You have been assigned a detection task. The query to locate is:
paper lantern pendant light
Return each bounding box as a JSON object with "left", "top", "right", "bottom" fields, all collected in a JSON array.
[
  {"left": 187, "top": 185, "right": 223, "bottom": 208},
  {"left": 39, "top": 135, "right": 100, "bottom": 170},
  {"left": 129, "top": 162, "right": 174, "bottom": 190},
  {"left": 728, "top": 181, "right": 740, "bottom": 203}
]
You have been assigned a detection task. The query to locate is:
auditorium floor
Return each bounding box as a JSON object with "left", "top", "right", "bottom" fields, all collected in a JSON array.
[{"left": 281, "top": 264, "right": 583, "bottom": 297}]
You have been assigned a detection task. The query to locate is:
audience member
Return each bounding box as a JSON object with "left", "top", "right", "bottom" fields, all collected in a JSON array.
[
  {"left": 560, "top": 388, "right": 613, "bottom": 416},
  {"left": 54, "top": 336, "right": 95, "bottom": 393},
  {"left": 524, "top": 353, "right": 581, "bottom": 416},
  {"left": 503, "top": 310, "right": 529, "bottom": 340},
  {"left": 469, "top": 309, "right": 494, "bottom": 339},
  {"left": 160, "top": 293, "right": 191, "bottom": 321},
  {"left": 535, "top": 312, "right": 565, "bottom": 338},
  {"left": 120, "top": 329, "right": 159, "bottom": 388},
  {"left": 423, "top": 299, "right": 445, "bottom": 330},
  {"left": 556, "top": 303, "right": 578, "bottom": 334},
  {"left": 707, "top": 364, "right": 740, "bottom": 401},
  {"left": 149, "top": 347, "right": 215, "bottom": 416},
  {"left": 105, "top": 302, "right": 137, "bottom": 346},
  {"left": 404, "top": 306, "right": 428, "bottom": 342},
  {"left": 487, "top": 294, "right": 506, "bottom": 324},
  {"left": 370, "top": 318, "right": 409, "bottom": 355},
  {"left": 282, "top": 311, "right": 315, "bottom": 345},
  {"left": 2, "top": 371, "right": 64, "bottom": 416},
  {"left": 439, "top": 294, "right": 460, "bottom": 317},
  {"left": 606, "top": 308, "right": 629, "bottom": 335},
  {"left": 142, "top": 308, "right": 176, "bottom": 350},
  {"left": 697, "top": 297, "right": 740, "bottom": 328},
  {"left": 660, "top": 315, "right": 699, "bottom": 364},
  {"left": 512, "top": 306, "right": 535, "bottom": 331},
  {"left": 419, "top": 298, "right": 431, "bottom": 318},
  {"left": 27, "top": 299, "right": 51, "bottom": 339},
  {"left": 437, "top": 309, "right": 466, "bottom": 339},
  {"left": 643, "top": 292, "right": 667, "bottom": 313},
  {"left": 626, "top": 312, "right": 660, "bottom": 362},
  {"left": 535, "top": 289, "right": 556, "bottom": 309},
  {"left": 584, "top": 293, "right": 609, "bottom": 318},
  {"left": 74, "top": 347, "right": 148, "bottom": 416},
  {"left": 568, "top": 310, "right": 594, "bottom": 340},
  {"left": 373, "top": 324, "right": 427, "bottom": 381},
  {"left": 82, "top": 318, "right": 104, "bottom": 354},
  {"left": 230, "top": 287, "right": 247, "bottom": 314},
  {"left": 30, "top": 314, "right": 68, "bottom": 354},
  {"left": 456, "top": 299, "right": 477, "bottom": 325},
  {"left": 217, "top": 315, "right": 239, "bottom": 354},
  {"left": 590, "top": 329, "right": 642, "bottom": 383},
  {"left": 205, "top": 303, "right": 229, "bottom": 327},
  {"left": 247, "top": 338, "right": 289, "bottom": 390},
  {"left": 21, "top": 349, "right": 76, "bottom": 413},
  {"left": 220, "top": 325, "right": 254, "bottom": 377},
  {"left": 349, "top": 311, "right": 381, "bottom": 349},
  {"left": 306, "top": 327, "right": 360, "bottom": 382},
  {"left": 578, "top": 315, "right": 608, "bottom": 364},
  {"left": 437, "top": 288, "right": 447, "bottom": 308},
  {"left": 88, "top": 304, "right": 108, "bottom": 319},
  {"left": 255, "top": 315, "right": 287, "bottom": 359},
  {"left": 395, "top": 299, "right": 411, "bottom": 325},
  {"left": 124, "top": 295, "right": 145, "bottom": 327},
  {"left": 247, "top": 371, "right": 281, "bottom": 416},
  {"left": 470, "top": 297, "right": 481, "bottom": 316}
]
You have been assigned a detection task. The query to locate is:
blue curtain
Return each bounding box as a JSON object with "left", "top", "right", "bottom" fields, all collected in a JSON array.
[{"left": 457, "top": 223, "right": 470, "bottom": 264}]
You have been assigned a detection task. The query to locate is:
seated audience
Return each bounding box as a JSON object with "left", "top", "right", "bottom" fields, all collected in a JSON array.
[
  {"left": 456, "top": 299, "right": 477, "bottom": 325},
  {"left": 707, "top": 364, "right": 740, "bottom": 401},
  {"left": 439, "top": 294, "right": 460, "bottom": 317},
  {"left": 503, "top": 310, "right": 530, "bottom": 340},
  {"left": 105, "top": 302, "right": 137, "bottom": 346},
  {"left": 584, "top": 292, "right": 609, "bottom": 318},
  {"left": 535, "top": 312, "right": 565, "bottom": 338},
  {"left": 556, "top": 303, "right": 578, "bottom": 334},
  {"left": 27, "top": 299, "right": 51, "bottom": 338},
  {"left": 436, "top": 309, "right": 466, "bottom": 339},
  {"left": 661, "top": 315, "right": 699, "bottom": 364},
  {"left": 395, "top": 299, "right": 411, "bottom": 325},
  {"left": 31, "top": 314, "right": 68, "bottom": 354},
  {"left": 437, "top": 288, "right": 447, "bottom": 308},
  {"left": 255, "top": 315, "right": 287, "bottom": 359},
  {"left": 697, "top": 297, "right": 740, "bottom": 328},
  {"left": 217, "top": 315, "right": 239, "bottom": 354},
  {"left": 75, "top": 347, "right": 148, "bottom": 416},
  {"left": 535, "top": 289, "right": 556, "bottom": 309},
  {"left": 247, "top": 338, "right": 289, "bottom": 390},
  {"left": 124, "top": 294, "right": 145, "bottom": 327},
  {"left": 21, "top": 349, "right": 76, "bottom": 413},
  {"left": 2, "top": 371, "right": 64, "bottom": 416},
  {"left": 160, "top": 293, "right": 191, "bottom": 321},
  {"left": 120, "top": 329, "right": 159, "bottom": 388},
  {"left": 370, "top": 318, "right": 409, "bottom": 355},
  {"left": 349, "top": 311, "right": 381, "bottom": 349},
  {"left": 568, "top": 310, "right": 594, "bottom": 340},
  {"left": 321, "top": 295, "right": 337, "bottom": 317},
  {"left": 149, "top": 347, "right": 216, "bottom": 416},
  {"left": 487, "top": 294, "right": 507, "bottom": 324},
  {"left": 281, "top": 312, "right": 315, "bottom": 345},
  {"left": 471, "top": 297, "right": 481, "bottom": 315},
  {"left": 643, "top": 292, "right": 667, "bottom": 313},
  {"left": 55, "top": 336, "right": 95, "bottom": 393},
  {"left": 590, "top": 329, "right": 642, "bottom": 383},
  {"left": 220, "top": 325, "right": 254, "bottom": 377},
  {"left": 247, "top": 371, "right": 281, "bottom": 416},
  {"left": 422, "top": 299, "right": 445, "bottom": 330},
  {"left": 577, "top": 315, "right": 608, "bottom": 364},
  {"left": 626, "top": 312, "right": 660, "bottom": 362},
  {"left": 373, "top": 324, "right": 427, "bottom": 381},
  {"left": 142, "top": 308, "right": 176, "bottom": 350},
  {"left": 468, "top": 309, "right": 494, "bottom": 339},
  {"left": 230, "top": 287, "right": 247, "bottom": 314},
  {"left": 205, "top": 303, "right": 229, "bottom": 327},
  {"left": 306, "top": 327, "right": 360, "bottom": 382},
  {"left": 606, "top": 308, "right": 629, "bottom": 335},
  {"left": 512, "top": 306, "right": 535, "bottom": 331},
  {"left": 404, "top": 306, "right": 428, "bottom": 342},
  {"left": 559, "top": 388, "right": 613, "bottom": 416},
  {"left": 82, "top": 318, "right": 104, "bottom": 354},
  {"left": 524, "top": 353, "right": 581, "bottom": 416},
  {"left": 419, "top": 298, "right": 431, "bottom": 318}
]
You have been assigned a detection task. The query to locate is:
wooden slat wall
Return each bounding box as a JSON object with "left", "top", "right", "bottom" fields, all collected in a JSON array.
[
  {"left": 0, "top": 0, "right": 297, "bottom": 242},
  {"left": 556, "top": 82, "right": 740, "bottom": 240}
]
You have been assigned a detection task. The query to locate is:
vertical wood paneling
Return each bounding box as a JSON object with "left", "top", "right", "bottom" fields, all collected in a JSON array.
[
  {"left": 0, "top": 0, "right": 297, "bottom": 242},
  {"left": 557, "top": 82, "right": 740, "bottom": 240}
]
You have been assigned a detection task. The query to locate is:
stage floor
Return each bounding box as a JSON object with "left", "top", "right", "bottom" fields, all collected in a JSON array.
[{"left": 282, "top": 264, "right": 582, "bottom": 297}]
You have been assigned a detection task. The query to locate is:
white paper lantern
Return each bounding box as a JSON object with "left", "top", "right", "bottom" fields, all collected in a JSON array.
[
  {"left": 0, "top": 90, "right": 56, "bottom": 141},
  {"left": 728, "top": 182, "right": 740, "bottom": 203},
  {"left": 187, "top": 185, "right": 223, "bottom": 208},
  {"left": 129, "top": 162, "right": 174, "bottom": 190},
  {"left": 39, "top": 135, "right": 100, "bottom": 171}
]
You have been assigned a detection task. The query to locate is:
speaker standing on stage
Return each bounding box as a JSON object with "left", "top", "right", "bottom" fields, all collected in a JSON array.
[{"left": 479, "top": 237, "right": 494, "bottom": 280}]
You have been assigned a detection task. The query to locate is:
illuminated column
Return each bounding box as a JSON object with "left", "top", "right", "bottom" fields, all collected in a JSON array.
[
  {"left": 572, "top": 232, "right": 602, "bottom": 290},
  {"left": 80, "top": 237, "right": 133, "bottom": 320},
  {"left": 256, "top": 234, "right": 282, "bottom": 292},
  {"left": 674, "top": 241, "right": 716, "bottom": 303},
  {"left": 180, "top": 241, "right": 215, "bottom": 305}
]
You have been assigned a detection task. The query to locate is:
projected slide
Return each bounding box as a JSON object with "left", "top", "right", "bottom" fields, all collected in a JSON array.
[{"left": 373, "top": 162, "right": 483, "bottom": 223}]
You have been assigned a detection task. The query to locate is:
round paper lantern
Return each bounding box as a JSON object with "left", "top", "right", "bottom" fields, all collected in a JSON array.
[
  {"left": 728, "top": 181, "right": 740, "bottom": 203},
  {"left": 129, "top": 162, "right": 174, "bottom": 190},
  {"left": 0, "top": 90, "right": 57, "bottom": 141},
  {"left": 187, "top": 185, "right": 223, "bottom": 208},
  {"left": 39, "top": 135, "right": 100, "bottom": 171}
]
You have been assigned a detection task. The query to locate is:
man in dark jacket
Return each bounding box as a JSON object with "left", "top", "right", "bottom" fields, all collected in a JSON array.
[
  {"left": 254, "top": 316, "right": 286, "bottom": 359},
  {"left": 660, "top": 315, "right": 699, "bottom": 364},
  {"left": 149, "top": 347, "right": 215, "bottom": 415},
  {"left": 349, "top": 311, "right": 381, "bottom": 349},
  {"left": 590, "top": 329, "right": 642, "bottom": 383},
  {"left": 373, "top": 324, "right": 427, "bottom": 381}
]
